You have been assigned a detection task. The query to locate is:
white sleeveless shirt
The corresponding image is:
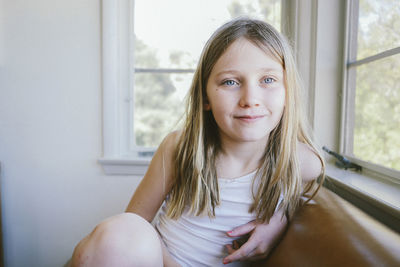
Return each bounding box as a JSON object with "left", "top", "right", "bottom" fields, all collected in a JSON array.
[{"left": 156, "top": 171, "right": 260, "bottom": 267}]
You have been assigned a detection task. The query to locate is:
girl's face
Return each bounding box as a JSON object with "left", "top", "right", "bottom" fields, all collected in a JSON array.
[{"left": 205, "top": 38, "right": 285, "bottom": 145}]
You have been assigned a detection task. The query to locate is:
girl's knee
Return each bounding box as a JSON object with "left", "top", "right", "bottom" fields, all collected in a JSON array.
[
  {"left": 94, "top": 213, "right": 149, "bottom": 237},
  {"left": 96, "top": 213, "right": 162, "bottom": 251},
  {"left": 71, "top": 213, "right": 163, "bottom": 267}
]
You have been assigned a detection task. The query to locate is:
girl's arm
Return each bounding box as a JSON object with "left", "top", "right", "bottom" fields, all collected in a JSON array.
[
  {"left": 125, "top": 131, "right": 179, "bottom": 221},
  {"left": 125, "top": 131, "right": 181, "bottom": 267},
  {"left": 298, "top": 142, "right": 323, "bottom": 183}
]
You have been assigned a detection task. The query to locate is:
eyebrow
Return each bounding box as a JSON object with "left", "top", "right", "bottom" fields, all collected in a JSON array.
[
  {"left": 215, "top": 70, "right": 240, "bottom": 77},
  {"left": 260, "top": 67, "right": 283, "bottom": 73},
  {"left": 215, "top": 68, "right": 283, "bottom": 77}
]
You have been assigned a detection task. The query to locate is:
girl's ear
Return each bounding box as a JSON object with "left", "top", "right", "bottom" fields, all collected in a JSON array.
[{"left": 204, "top": 98, "right": 211, "bottom": 110}]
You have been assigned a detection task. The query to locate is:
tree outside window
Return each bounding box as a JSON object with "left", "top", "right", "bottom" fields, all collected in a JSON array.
[{"left": 348, "top": 0, "right": 400, "bottom": 172}]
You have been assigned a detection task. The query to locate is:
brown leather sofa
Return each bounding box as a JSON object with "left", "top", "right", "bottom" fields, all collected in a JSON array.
[{"left": 254, "top": 187, "right": 400, "bottom": 267}]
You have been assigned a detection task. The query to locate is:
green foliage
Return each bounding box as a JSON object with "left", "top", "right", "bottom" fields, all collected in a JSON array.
[
  {"left": 169, "top": 50, "right": 196, "bottom": 69},
  {"left": 227, "top": 0, "right": 281, "bottom": 29},
  {"left": 354, "top": 0, "right": 400, "bottom": 170},
  {"left": 134, "top": 37, "right": 159, "bottom": 68},
  {"left": 357, "top": 0, "right": 400, "bottom": 59},
  {"left": 134, "top": 36, "right": 185, "bottom": 147}
]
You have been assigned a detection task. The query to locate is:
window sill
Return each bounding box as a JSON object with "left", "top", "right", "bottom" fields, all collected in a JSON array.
[
  {"left": 98, "top": 157, "right": 151, "bottom": 175},
  {"left": 324, "top": 163, "right": 400, "bottom": 232}
]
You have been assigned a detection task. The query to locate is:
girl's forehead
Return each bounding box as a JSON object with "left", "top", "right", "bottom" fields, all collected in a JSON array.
[{"left": 213, "top": 38, "right": 283, "bottom": 73}]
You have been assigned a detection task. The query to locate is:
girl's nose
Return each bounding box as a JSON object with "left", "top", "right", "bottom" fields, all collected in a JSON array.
[{"left": 239, "top": 84, "right": 260, "bottom": 108}]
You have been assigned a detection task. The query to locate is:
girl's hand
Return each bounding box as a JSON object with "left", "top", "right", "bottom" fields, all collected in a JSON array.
[{"left": 222, "top": 210, "right": 288, "bottom": 264}]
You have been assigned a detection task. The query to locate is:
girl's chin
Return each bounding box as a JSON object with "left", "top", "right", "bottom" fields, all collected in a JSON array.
[
  {"left": 231, "top": 133, "right": 270, "bottom": 144},
  {"left": 218, "top": 129, "right": 271, "bottom": 144}
]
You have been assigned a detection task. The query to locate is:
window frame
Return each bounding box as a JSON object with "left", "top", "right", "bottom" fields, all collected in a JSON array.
[
  {"left": 98, "top": 0, "right": 150, "bottom": 175},
  {"left": 303, "top": 0, "right": 400, "bottom": 230},
  {"left": 340, "top": 0, "right": 400, "bottom": 182}
]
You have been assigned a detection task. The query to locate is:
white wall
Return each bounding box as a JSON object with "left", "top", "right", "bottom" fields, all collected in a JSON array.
[
  {"left": 312, "top": 0, "right": 345, "bottom": 152},
  {"left": 0, "top": 1, "right": 141, "bottom": 266}
]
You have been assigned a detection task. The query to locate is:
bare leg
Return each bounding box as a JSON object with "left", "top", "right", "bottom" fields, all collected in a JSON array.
[{"left": 71, "top": 213, "right": 163, "bottom": 267}]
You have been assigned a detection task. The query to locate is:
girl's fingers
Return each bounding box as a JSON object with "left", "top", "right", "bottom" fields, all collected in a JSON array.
[
  {"left": 225, "top": 244, "right": 235, "bottom": 254},
  {"left": 225, "top": 239, "right": 245, "bottom": 255},
  {"left": 227, "top": 220, "right": 257, "bottom": 237},
  {"left": 223, "top": 237, "right": 258, "bottom": 263},
  {"left": 245, "top": 243, "right": 270, "bottom": 259}
]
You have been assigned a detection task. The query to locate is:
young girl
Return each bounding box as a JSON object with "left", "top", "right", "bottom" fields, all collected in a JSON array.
[{"left": 71, "top": 18, "right": 324, "bottom": 267}]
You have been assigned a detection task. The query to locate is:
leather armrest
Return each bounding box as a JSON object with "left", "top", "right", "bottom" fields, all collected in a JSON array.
[{"left": 254, "top": 187, "right": 400, "bottom": 267}]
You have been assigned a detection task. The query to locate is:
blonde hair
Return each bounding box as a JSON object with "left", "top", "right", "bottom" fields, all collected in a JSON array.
[{"left": 167, "top": 18, "right": 325, "bottom": 222}]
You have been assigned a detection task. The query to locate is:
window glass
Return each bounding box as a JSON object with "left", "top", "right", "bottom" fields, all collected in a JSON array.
[
  {"left": 357, "top": 0, "right": 400, "bottom": 60},
  {"left": 134, "top": 0, "right": 281, "bottom": 147},
  {"left": 353, "top": 54, "right": 400, "bottom": 171},
  {"left": 347, "top": 0, "right": 400, "bottom": 173},
  {"left": 134, "top": 72, "right": 191, "bottom": 146}
]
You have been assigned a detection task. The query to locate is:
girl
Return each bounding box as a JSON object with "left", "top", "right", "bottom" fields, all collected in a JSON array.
[{"left": 71, "top": 18, "right": 324, "bottom": 267}]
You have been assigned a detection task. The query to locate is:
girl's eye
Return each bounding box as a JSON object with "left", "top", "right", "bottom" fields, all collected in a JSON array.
[
  {"left": 263, "top": 77, "right": 275, "bottom": 84},
  {"left": 222, "top": 80, "right": 238, "bottom": 86}
]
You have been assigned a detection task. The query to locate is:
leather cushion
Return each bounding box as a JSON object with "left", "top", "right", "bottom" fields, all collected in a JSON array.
[{"left": 254, "top": 187, "right": 400, "bottom": 267}]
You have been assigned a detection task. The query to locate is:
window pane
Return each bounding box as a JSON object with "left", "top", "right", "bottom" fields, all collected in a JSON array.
[
  {"left": 353, "top": 54, "right": 400, "bottom": 171},
  {"left": 357, "top": 0, "right": 400, "bottom": 60},
  {"left": 134, "top": 0, "right": 281, "bottom": 69},
  {"left": 134, "top": 73, "right": 192, "bottom": 147}
]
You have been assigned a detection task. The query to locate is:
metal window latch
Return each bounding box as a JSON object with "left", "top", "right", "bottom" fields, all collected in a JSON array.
[{"left": 322, "top": 146, "right": 362, "bottom": 171}]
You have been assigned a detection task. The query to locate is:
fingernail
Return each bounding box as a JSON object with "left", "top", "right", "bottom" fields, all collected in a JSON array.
[{"left": 223, "top": 259, "right": 230, "bottom": 265}]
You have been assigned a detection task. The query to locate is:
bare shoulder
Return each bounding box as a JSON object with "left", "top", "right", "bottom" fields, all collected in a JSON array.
[
  {"left": 125, "top": 130, "right": 181, "bottom": 220},
  {"left": 297, "top": 142, "right": 323, "bottom": 182},
  {"left": 149, "top": 130, "right": 181, "bottom": 183},
  {"left": 160, "top": 130, "right": 181, "bottom": 155}
]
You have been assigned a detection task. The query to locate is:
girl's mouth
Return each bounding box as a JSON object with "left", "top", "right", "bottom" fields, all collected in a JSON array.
[{"left": 234, "top": 115, "right": 265, "bottom": 122}]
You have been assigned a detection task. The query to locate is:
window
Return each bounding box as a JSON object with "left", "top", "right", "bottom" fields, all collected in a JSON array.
[{"left": 343, "top": 0, "right": 400, "bottom": 178}]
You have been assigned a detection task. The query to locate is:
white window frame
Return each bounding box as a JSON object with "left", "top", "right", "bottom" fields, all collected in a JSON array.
[
  {"left": 340, "top": 0, "right": 400, "bottom": 183},
  {"left": 98, "top": 0, "right": 150, "bottom": 175}
]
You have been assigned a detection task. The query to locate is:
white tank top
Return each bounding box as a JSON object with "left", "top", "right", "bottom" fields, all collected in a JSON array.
[{"left": 156, "top": 171, "right": 261, "bottom": 267}]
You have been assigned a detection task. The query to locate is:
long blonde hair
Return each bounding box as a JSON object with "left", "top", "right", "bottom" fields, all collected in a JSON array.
[{"left": 167, "top": 18, "right": 325, "bottom": 222}]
